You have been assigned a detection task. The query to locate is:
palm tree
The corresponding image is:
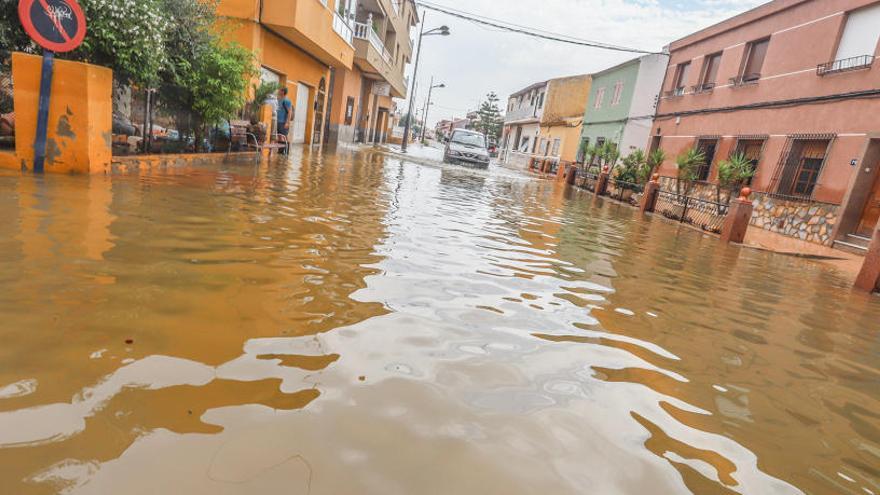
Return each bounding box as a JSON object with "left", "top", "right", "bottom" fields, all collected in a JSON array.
[{"left": 675, "top": 148, "right": 706, "bottom": 195}]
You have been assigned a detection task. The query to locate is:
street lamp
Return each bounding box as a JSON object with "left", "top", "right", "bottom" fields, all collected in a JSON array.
[
  {"left": 402, "top": 17, "right": 450, "bottom": 153},
  {"left": 420, "top": 77, "right": 445, "bottom": 142}
]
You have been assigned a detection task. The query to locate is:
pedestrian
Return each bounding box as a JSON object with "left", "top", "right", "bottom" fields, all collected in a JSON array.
[{"left": 276, "top": 87, "right": 293, "bottom": 153}]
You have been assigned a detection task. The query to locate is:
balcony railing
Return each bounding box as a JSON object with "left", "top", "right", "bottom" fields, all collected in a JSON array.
[
  {"left": 817, "top": 55, "right": 874, "bottom": 76},
  {"left": 333, "top": 12, "right": 353, "bottom": 45},
  {"left": 353, "top": 22, "right": 393, "bottom": 65}
]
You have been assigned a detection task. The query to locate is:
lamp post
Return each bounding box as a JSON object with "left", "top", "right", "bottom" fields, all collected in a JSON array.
[
  {"left": 401, "top": 16, "right": 450, "bottom": 153},
  {"left": 421, "top": 77, "right": 445, "bottom": 142}
]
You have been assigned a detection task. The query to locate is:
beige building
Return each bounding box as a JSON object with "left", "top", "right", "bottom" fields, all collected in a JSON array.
[{"left": 500, "top": 74, "right": 592, "bottom": 169}]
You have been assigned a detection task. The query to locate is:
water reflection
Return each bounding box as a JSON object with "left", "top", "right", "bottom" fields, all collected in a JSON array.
[{"left": 0, "top": 148, "right": 878, "bottom": 495}]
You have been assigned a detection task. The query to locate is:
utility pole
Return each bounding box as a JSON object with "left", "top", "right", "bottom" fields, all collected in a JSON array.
[
  {"left": 401, "top": 14, "right": 449, "bottom": 152},
  {"left": 420, "top": 77, "right": 445, "bottom": 142}
]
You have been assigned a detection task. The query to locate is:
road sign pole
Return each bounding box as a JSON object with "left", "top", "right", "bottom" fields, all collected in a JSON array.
[{"left": 33, "top": 50, "right": 55, "bottom": 173}]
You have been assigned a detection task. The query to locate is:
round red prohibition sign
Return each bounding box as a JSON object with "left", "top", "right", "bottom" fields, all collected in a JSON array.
[{"left": 18, "top": 0, "right": 87, "bottom": 53}]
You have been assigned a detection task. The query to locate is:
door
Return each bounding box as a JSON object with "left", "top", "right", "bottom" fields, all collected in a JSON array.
[
  {"left": 291, "top": 83, "right": 310, "bottom": 145},
  {"left": 858, "top": 167, "right": 880, "bottom": 236}
]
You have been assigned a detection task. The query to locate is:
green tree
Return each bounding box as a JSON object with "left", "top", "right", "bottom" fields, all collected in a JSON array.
[
  {"left": 154, "top": 0, "right": 254, "bottom": 149},
  {"left": 474, "top": 92, "right": 503, "bottom": 140},
  {"left": 675, "top": 147, "right": 706, "bottom": 194},
  {"left": 647, "top": 148, "right": 666, "bottom": 176},
  {"left": 1, "top": 0, "right": 168, "bottom": 86}
]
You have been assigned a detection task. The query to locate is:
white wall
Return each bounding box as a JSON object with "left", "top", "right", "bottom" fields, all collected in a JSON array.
[{"left": 622, "top": 52, "right": 668, "bottom": 152}]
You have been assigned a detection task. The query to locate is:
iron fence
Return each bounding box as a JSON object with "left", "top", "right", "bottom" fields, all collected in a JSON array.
[
  {"left": 113, "top": 87, "right": 270, "bottom": 156},
  {"left": 605, "top": 178, "right": 644, "bottom": 205},
  {"left": 655, "top": 190, "right": 729, "bottom": 234},
  {"left": 578, "top": 171, "right": 599, "bottom": 193},
  {"left": 0, "top": 61, "right": 13, "bottom": 152},
  {"left": 817, "top": 55, "right": 874, "bottom": 76}
]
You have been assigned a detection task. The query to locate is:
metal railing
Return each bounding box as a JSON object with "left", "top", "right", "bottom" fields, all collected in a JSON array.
[
  {"left": 655, "top": 190, "right": 729, "bottom": 234},
  {"left": 817, "top": 55, "right": 874, "bottom": 76},
  {"left": 333, "top": 12, "right": 353, "bottom": 45},
  {"left": 578, "top": 171, "right": 599, "bottom": 193},
  {"left": 605, "top": 178, "right": 644, "bottom": 204},
  {"left": 353, "top": 22, "right": 393, "bottom": 65}
]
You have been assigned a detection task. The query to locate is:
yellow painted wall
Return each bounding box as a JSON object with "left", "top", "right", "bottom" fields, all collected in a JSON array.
[
  {"left": 536, "top": 118, "right": 583, "bottom": 163},
  {"left": 8, "top": 53, "right": 112, "bottom": 174},
  {"left": 543, "top": 75, "right": 592, "bottom": 124}
]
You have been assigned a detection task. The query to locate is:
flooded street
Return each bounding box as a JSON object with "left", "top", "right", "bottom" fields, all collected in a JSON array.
[{"left": 1, "top": 148, "right": 878, "bottom": 495}]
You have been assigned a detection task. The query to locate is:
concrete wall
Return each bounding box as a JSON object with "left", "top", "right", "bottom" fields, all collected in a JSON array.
[
  {"left": 328, "top": 66, "right": 364, "bottom": 145},
  {"left": 7, "top": 53, "right": 112, "bottom": 174}
]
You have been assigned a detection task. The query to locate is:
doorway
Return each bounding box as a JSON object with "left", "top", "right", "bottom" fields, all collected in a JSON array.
[
  {"left": 857, "top": 161, "right": 880, "bottom": 236},
  {"left": 291, "top": 82, "right": 310, "bottom": 144}
]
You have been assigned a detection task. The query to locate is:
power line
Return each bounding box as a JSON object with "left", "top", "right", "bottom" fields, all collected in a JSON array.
[{"left": 416, "top": 1, "right": 660, "bottom": 55}]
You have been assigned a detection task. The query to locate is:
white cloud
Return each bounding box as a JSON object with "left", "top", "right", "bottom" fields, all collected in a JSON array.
[{"left": 406, "top": 0, "right": 765, "bottom": 125}]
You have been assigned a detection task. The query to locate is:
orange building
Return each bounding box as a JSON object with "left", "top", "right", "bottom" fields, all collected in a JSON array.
[
  {"left": 331, "top": 0, "right": 418, "bottom": 145},
  {"left": 217, "top": 0, "right": 416, "bottom": 148}
]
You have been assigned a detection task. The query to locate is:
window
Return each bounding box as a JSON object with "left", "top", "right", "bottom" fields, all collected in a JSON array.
[
  {"left": 827, "top": 3, "right": 880, "bottom": 73},
  {"left": 537, "top": 93, "right": 545, "bottom": 109},
  {"left": 552, "top": 138, "right": 561, "bottom": 157},
  {"left": 836, "top": 3, "right": 880, "bottom": 61},
  {"left": 519, "top": 136, "right": 530, "bottom": 152},
  {"left": 775, "top": 139, "right": 831, "bottom": 198},
  {"left": 540, "top": 138, "right": 549, "bottom": 156},
  {"left": 699, "top": 52, "right": 722, "bottom": 91},
  {"left": 344, "top": 97, "right": 355, "bottom": 125},
  {"left": 733, "top": 138, "right": 766, "bottom": 185},
  {"left": 611, "top": 81, "right": 624, "bottom": 105},
  {"left": 672, "top": 62, "right": 691, "bottom": 95},
  {"left": 695, "top": 138, "right": 718, "bottom": 181},
  {"left": 594, "top": 87, "right": 606, "bottom": 109},
  {"left": 260, "top": 66, "right": 282, "bottom": 85},
  {"left": 741, "top": 38, "right": 770, "bottom": 82}
]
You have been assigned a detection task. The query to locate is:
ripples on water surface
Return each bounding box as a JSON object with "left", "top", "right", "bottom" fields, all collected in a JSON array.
[{"left": 0, "top": 148, "right": 878, "bottom": 494}]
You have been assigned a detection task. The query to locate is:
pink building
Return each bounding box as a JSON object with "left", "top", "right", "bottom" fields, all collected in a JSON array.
[{"left": 651, "top": 0, "right": 880, "bottom": 250}]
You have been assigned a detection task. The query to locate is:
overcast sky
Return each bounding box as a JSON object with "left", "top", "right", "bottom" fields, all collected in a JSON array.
[{"left": 405, "top": 0, "right": 766, "bottom": 127}]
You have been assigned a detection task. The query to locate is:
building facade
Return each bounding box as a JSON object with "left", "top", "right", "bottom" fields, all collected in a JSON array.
[
  {"left": 580, "top": 53, "right": 667, "bottom": 157},
  {"left": 330, "top": 0, "right": 418, "bottom": 146},
  {"left": 501, "top": 75, "right": 592, "bottom": 168},
  {"left": 218, "top": 0, "right": 416, "bottom": 148},
  {"left": 650, "top": 0, "right": 880, "bottom": 248}
]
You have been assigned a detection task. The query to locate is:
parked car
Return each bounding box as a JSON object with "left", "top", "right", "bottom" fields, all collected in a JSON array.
[
  {"left": 488, "top": 137, "right": 499, "bottom": 157},
  {"left": 443, "top": 129, "right": 491, "bottom": 168}
]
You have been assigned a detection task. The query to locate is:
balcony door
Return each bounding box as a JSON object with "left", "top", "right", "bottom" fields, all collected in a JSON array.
[{"left": 291, "top": 82, "right": 310, "bottom": 145}]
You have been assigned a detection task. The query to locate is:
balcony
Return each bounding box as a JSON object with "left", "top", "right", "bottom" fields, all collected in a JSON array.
[
  {"left": 353, "top": 22, "right": 407, "bottom": 98},
  {"left": 333, "top": 11, "right": 353, "bottom": 45},
  {"left": 817, "top": 55, "right": 874, "bottom": 76},
  {"left": 260, "top": 0, "right": 355, "bottom": 69}
]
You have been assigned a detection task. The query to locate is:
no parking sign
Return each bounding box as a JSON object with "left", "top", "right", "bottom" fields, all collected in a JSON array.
[
  {"left": 16, "top": 0, "right": 87, "bottom": 173},
  {"left": 18, "top": 0, "right": 87, "bottom": 53}
]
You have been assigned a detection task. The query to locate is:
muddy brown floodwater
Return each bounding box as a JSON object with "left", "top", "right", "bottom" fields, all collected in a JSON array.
[{"left": 0, "top": 148, "right": 878, "bottom": 495}]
